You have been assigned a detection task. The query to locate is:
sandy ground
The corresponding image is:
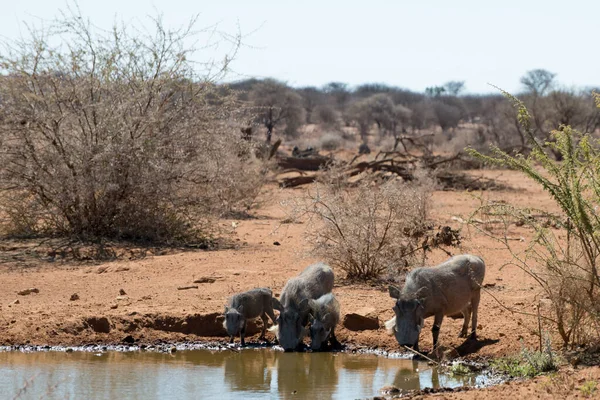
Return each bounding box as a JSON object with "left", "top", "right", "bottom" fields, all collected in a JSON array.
[{"left": 1, "top": 168, "right": 598, "bottom": 398}]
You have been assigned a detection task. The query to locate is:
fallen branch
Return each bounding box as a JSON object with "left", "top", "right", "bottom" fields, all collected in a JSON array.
[{"left": 177, "top": 285, "right": 198, "bottom": 290}]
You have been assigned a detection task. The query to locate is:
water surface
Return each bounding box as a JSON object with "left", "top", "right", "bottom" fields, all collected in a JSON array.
[{"left": 0, "top": 349, "right": 484, "bottom": 399}]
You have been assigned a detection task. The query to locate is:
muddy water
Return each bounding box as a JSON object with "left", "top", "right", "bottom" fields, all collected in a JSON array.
[{"left": 0, "top": 349, "right": 485, "bottom": 399}]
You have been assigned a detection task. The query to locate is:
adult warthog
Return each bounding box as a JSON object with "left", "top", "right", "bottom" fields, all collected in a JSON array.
[
  {"left": 271, "top": 262, "right": 334, "bottom": 351},
  {"left": 385, "top": 254, "right": 485, "bottom": 352}
]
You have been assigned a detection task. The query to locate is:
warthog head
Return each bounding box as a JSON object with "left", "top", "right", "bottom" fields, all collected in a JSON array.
[
  {"left": 309, "top": 313, "right": 333, "bottom": 350},
  {"left": 223, "top": 305, "right": 245, "bottom": 337},
  {"left": 272, "top": 298, "right": 309, "bottom": 352},
  {"left": 389, "top": 285, "right": 426, "bottom": 348}
]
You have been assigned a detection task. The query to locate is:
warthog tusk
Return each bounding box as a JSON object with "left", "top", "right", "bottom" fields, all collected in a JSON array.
[{"left": 384, "top": 317, "right": 397, "bottom": 335}]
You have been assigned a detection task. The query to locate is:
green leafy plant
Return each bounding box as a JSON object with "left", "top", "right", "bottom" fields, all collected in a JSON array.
[
  {"left": 448, "top": 362, "right": 471, "bottom": 377},
  {"left": 579, "top": 380, "right": 598, "bottom": 397},
  {"left": 467, "top": 90, "right": 600, "bottom": 346},
  {"left": 491, "top": 340, "right": 558, "bottom": 378}
]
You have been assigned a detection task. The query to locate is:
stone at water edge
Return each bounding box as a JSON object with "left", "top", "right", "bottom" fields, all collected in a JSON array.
[{"left": 342, "top": 307, "right": 380, "bottom": 331}]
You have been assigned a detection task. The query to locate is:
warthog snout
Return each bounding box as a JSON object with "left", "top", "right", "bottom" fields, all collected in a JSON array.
[
  {"left": 272, "top": 298, "right": 309, "bottom": 351},
  {"left": 389, "top": 287, "right": 425, "bottom": 350}
]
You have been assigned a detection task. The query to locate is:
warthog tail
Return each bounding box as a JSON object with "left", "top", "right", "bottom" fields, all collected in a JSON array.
[{"left": 384, "top": 316, "right": 397, "bottom": 335}]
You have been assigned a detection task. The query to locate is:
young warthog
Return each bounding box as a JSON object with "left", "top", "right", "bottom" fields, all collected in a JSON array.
[
  {"left": 223, "top": 288, "right": 277, "bottom": 346},
  {"left": 271, "top": 262, "right": 334, "bottom": 351},
  {"left": 385, "top": 254, "right": 485, "bottom": 351},
  {"left": 308, "top": 293, "right": 341, "bottom": 351}
]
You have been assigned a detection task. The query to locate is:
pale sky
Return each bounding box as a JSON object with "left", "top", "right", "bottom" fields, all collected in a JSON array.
[{"left": 1, "top": 0, "right": 598, "bottom": 94}]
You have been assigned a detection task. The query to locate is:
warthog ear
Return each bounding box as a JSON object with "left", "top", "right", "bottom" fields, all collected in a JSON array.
[
  {"left": 415, "top": 287, "right": 429, "bottom": 304},
  {"left": 322, "top": 313, "right": 333, "bottom": 326},
  {"left": 271, "top": 298, "right": 283, "bottom": 312},
  {"left": 389, "top": 285, "right": 401, "bottom": 299},
  {"left": 224, "top": 306, "right": 229, "bottom": 313},
  {"left": 238, "top": 304, "right": 244, "bottom": 314},
  {"left": 298, "top": 298, "right": 310, "bottom": 313},
  {"left": 308, "top": 313, "right": 315, "bottom": 324}
]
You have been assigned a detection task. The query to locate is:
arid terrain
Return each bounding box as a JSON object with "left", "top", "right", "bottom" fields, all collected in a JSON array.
[{"left": 1, "top": 167, "right": 599, "bottom": 398}]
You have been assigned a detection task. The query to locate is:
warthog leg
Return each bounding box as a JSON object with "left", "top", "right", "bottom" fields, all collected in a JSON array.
[
  {"left": 259, "top": 313, "right": 269, "bottom": 341},
  {"left": 470, "top": 289, "right": 481, "bottom": 339},
  {"left": 459, "top": 305, "right": 472, "bottom": 338},
  {"left": 432, "top": 313, "right": 444, "bottom": 348},
  {"left": 330, "top": 329, "right": 342, "bottom": 350},
  {"left": 240, "top": 322, "right": 246, "bottom": 347}
]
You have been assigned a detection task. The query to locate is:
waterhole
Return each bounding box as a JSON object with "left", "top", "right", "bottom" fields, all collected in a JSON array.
[{"left": 0, "top": 348, "right": 489, "bottom": 399}]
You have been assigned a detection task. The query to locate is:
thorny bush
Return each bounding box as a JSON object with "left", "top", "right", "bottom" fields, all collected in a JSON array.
[
  {"left": 0, "top": 10, "right": 266, "bottom": 244},
  {"left": 468, "top": 90, "right": 600, "bottom": 346},
  {"left": 288, "top": 164, "right": 435, "bottom": 280}
]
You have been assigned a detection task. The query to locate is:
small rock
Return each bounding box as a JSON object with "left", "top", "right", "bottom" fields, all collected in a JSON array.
[
  {"left": 110, "top": 304, "right": 118, "bottom": 309},
  {"left": 122, "top": 335, "right": 136, "bottom": 344},
  {"left": 70, "top": 293, "right": 80, "bottom": 301},
  {"left": 169, "top": 346, "right": 177, "bottom": 353},
  {"left": 273, "top": 241, "right": 281, "bottom": 246},
  {"left": 119, "top": 289, "right": 127, "bottom": 296},
  {"left": 380, "top": 386, "right": 400, "bottom": 394},
  {"left": 499, "top": 332, "right": 506, "bottom": 337},
  {"left": 12, "top": 299, "right": 20, "bottom": 305},
  {"left": 514, "top": 302, "right": 525, "bottom": 306},
  {"left": 114, "top": 266, "right": 130, "bottom": 272},
  {"left": 96, "top": 266, "right": 109, "bottom": 274},
  {"left": 116, "top": 296, "right": 128, "bottom": 301},
  {"left": 17, "top": 288, "right": 39, "bottom": 296},
  {"left": 193, "top": 277, "right": 216, "bottom": 284},
  {"left": 342, "top": 307, "right": 380, "bottom": 331},
  {"left": 483, "top": 283, "right": 496, "bottom": 288}
]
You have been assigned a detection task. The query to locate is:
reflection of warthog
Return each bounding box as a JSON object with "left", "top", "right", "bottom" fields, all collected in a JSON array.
[
  {"left": 275, "top": 352, "right": 338, "bottom": 400},
  {"left": 308, "top": 293, "right": 341, "bottom": 350},
  {"left": 223, "top": 350, "right": 275, "bottom": 392},
  {"left": 271, "top": 263, "right": 334, "bottom": 351},
  {"left": 391, "top": 360, "right": 422, "bottom": 393},
  {"left": 385, "top": 254, "right": 485, "bottom": 351},
  {"left": 223, "top": 288, "right": 277, "bottom": 346}
]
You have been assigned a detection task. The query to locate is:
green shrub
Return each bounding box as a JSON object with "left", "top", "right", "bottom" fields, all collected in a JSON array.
[
  {"left": 467, "top": 90, "right": 600, "bottom": 346},
  {"left": 491, "top": 340, "right": 558, "bottom": 378}
]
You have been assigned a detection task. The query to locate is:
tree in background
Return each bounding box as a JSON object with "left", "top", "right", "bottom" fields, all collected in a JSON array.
[{"left": 250, "top": 79, "right": 305, "bottom": 142}]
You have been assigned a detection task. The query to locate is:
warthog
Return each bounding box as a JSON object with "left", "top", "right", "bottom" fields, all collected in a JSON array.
[
  {"left": 223, "top": 288, "right": 277, "bottom": 346},
  {"left": 271, "top": 262, "right": 334, "bottom": 351},
  {"left": 385, "top": 254, "right": 485, "bottom": 351},
  {"left": 308, "top": 293, "right": 341, "bottom": 351}
]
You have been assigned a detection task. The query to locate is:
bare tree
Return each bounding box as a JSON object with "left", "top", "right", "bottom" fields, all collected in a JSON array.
[
  {"left": 444, "top": 81, "right": 466, "bottom": 96},
  {"left": 298, "top": 86, "right": 323, "bottom": 124},
  {"left": 322, "top": 82, "right": 350, "bottom": 111},
  {"left": 520, "top": 69, "right": 556, "bottom": 96},
  {"left": 250, "top": 79, "right": 305, "bottom": 142}
]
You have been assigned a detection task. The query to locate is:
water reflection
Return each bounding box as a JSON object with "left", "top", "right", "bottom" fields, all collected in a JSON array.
[{"left": 0, "top": 349, "right": 480, "bottom": 399}]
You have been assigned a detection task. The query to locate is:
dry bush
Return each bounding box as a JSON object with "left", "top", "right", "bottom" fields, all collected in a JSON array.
[
  {"left": 318, "top": 132, "right": 343, "bottom": 151},
  {"left": 0, "top": 10, "right": 266, "bottom": 244},
  {"left": 289, "top": 165, "right": 434, "bottom": 279}
]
